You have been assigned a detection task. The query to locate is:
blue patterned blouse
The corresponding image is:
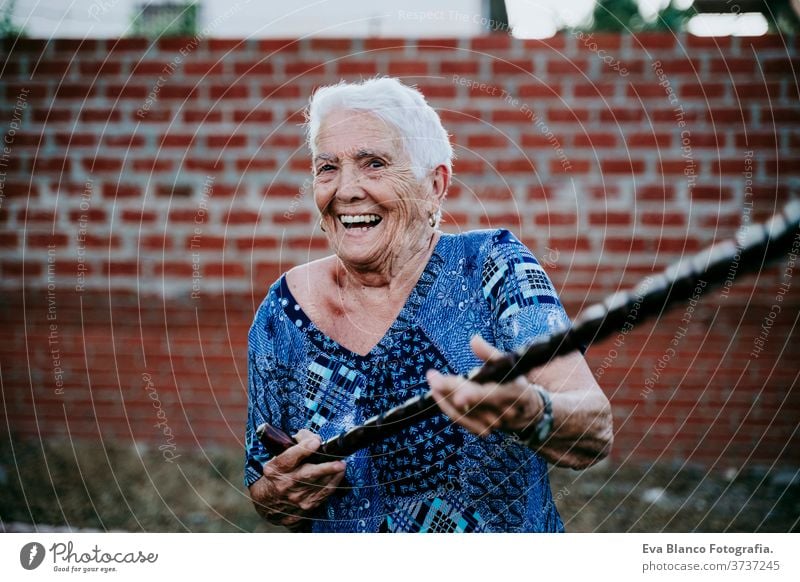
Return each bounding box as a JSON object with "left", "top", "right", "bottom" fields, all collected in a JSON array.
[{"left": 245, "top": 229, "right": 571, "bottom": 532}]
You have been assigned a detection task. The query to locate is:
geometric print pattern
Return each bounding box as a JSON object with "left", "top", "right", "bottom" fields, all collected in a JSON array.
[
  {"left": 304, "top": 355, "right": 364, "bottom": 431},
  {"left": 382, "top": 496, "right": 486, "bottom": 533},
  {"left": 482, "top": 230, "right": 562, "bottom": 320}
]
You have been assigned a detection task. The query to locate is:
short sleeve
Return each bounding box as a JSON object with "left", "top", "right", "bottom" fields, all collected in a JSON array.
[
  {"left": 243, "top": 296, "right": 282, "bottom": 488},
  {"left": 481, "top": 230, "right": 570, "bottom": 352}
]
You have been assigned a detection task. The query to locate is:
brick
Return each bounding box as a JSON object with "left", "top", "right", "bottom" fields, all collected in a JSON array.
[
  {"left": 1, "top": 261, "right": 43, "bottom": 276},
  {"left": 105, "top": 84, "right": 148, "bottom": 99},
  {"left": 491, "top": 109, "right": 531, "bottom": 123},
  {"left": 236, "top": 237, "right": 279, "bottom": 251},
  {"left": 104, "top": 261, "right": 140, "bottom": 276},
  {"left": 79, "top": 61, "right": 122, "bottom": 76},
  {"left": 233, "top": 109, "right": 274, "bottom": 123},
  {"left": 184, "top": 158, "right": 224, "bottom": 172},
  {"left": 82, "top": 157, "right": 123, "bottom": 172},
  {"left": 27, "top": 233, "right": 69, "bottom": 248},
  {"left": 574, "top": 133, "right": 617, "bottom": 148},
  {"left": 159, "top": 134, "right": 196, "bottom": 148},
  {"left": 733, "top": 82, "right": 782, "bottom": 100},
  {"left": 258, "top": 39, "right": 300, "bottom": 53},
  {"left": 641, "top": 212, "right": 685, "bottom": 227},
  {"left": 492, "top": 59, "right": 534, "bottom": 75},
  {"left": 627, "top": 133, "right": 671, "bottom": 148},
  {"left": 536, "top": 212, "right": 577, "bottom": 226},
  {"left": 184, "top": 61, "right": 225, "bottom": 76},
  {"left": 601, "top": 159, "right": 646, "bottom": 174},
  {"left": 708, "top": 57, "right": 754, "bottom": 74},
  {"left": 102, "top": 183, "right": 142, "bottom": 199},
  {"left": 210, "top": 82, "right": 249, "bottom": 99},
  {"left": 467, "top": 134, "right": 510, "bottom": 149},
  {"left": 156, "top": 184, "right": 193, "bottom": 198},
  {"left": 479, "top": 213, "right": 522, "bottom": 228},
  {"left": 0, "top": 233, "right": 18, "bottom": 248},
  {"left": 53, "top": 83, "right": 97, "bottom": 99},
  {"left": 132, "top": 159, "right": 173, "bottom": 172},
  {"left": 519, "top": 83, "right": 561, "bottom": 98},
  {"left": 546, "top": 58, "right": 588, "bottom": 75},
  {"left": 690, "top": 186, "right": 733, "bottom": 201},
  {"left": 414, "top": 39, "right": 459, "bottom": 52},
  {"left": 264, "top": 184, "right": 303, "bottom": 198},
  {"left": 273, "top": 211, "right": 312, "bottom": 225},
  {"left": 473, "top": 186, "right": 513, "bottom": 201},
  {"left": 523, "top": 35, "right": 567, "bottom": 51},
  {"left": 630, "top": 33, "right": 675, "bottom": 50},
  {"left": 260, "top": 85, "right": 301, "bottom": 99},
  {"left": 236, "top": 159, "right": 277, "bottom": 172},
  {"left": 120, "top": 210, "right": 157, "bottom": 223},
  {"left": 440, "top": 61, "right": 479, "bottom": 75},
  {"left": 549, "top": 236, "right": 591, "bottom": 252},
  {"left": 224, "top": 210, "right": 261, "bottom": 225},
  {"left": 705, "top": 108, "right": 751, "bottom": 124},
  {"left": 205, "top": 135, "right": 246, "bottom": 148},
  {"left": 184, "top": 109, "right": 223, "bottom": 123},
  {"left": 30, "top": 157, "right": 71, "bottom": 174},
  {"left": 551, "top": 159, "right": 591, "bottom": 174},
  {"left": 741, "top": 35, "right": 787, "bottom": 51},
  {"left": 599, "top": 109, "right": 642, "bottom": 123},
  {"left": 363, "top": 38, "right": 406, "bottom": 52},
  {"left": 80, "top": 109, "right": 122, "bottom": 123},
  {"left": 103, "top": 135, "right": 144, "bottom": 149},
  {"left": 336, "top": 61, "right": 378, "bottom": 76},
  {"left": 309, "top": 39, "right": 352, "bottom": 51},
  {"left": 470, "top": 35, "right": 512, "bottom": 51},
  {"left": 208, "top": 39, "right": 247, "bottom": 52},
  {"left": 388, "top": 61, "right": 428, "bottom": 76},
  {"left": 588, "top": 212, "right": 630, "bottom": 226},
  {"left": 495, "top": 159, "right": 535, "bottom": 173}
]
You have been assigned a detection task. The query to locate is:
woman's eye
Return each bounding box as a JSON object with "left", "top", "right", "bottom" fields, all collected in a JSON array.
[
  {"left": 367, "top": 159, "right": 385, "bottom": 169},
  {"left": 316, "top": 164, "right": 336, "bottom": 174}
]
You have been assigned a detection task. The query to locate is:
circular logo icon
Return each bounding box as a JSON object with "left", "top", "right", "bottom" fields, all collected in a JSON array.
[{"left": 20, "top": 542, "right": 46, "bottom": 570}]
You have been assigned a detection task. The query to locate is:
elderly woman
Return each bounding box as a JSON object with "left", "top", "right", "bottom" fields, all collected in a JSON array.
[{"left": 245, "top": 77, "right": 612, "bottom": 532}]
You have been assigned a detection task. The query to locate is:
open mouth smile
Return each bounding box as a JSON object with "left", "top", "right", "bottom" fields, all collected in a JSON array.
[{"left": 337, "top": 214, "right": 383, "bottom": 231}]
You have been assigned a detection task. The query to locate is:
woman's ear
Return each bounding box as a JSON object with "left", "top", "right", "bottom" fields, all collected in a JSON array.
[{"left": 431, "top": 163, "right": 450, "bottom": 204}]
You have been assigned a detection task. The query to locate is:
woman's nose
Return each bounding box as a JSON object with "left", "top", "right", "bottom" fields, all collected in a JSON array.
[{"left": 335, "top": 164, "right": 365, "bottom": 201}]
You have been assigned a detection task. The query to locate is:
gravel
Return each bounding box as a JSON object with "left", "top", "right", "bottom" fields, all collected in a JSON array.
[{"left": 1, "top": 440, "right": 797, "bottom": 533}]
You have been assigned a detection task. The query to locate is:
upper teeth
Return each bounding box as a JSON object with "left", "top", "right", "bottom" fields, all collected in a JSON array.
[{"left": 339, "top": 214, "right": 381, "bottom": 224}]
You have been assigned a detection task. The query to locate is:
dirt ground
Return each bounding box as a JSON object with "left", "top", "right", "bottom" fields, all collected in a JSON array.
[{"left": 1, "top": 439, "right": 797, "bottom": 533}]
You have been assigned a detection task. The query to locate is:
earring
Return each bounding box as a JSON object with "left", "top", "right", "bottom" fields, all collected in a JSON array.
[
  {"left": 428, "top": 212, "right": 437, "bottom": 228},
  {"left": 319, "top": 218, "right": 326, "bottom": 232}
]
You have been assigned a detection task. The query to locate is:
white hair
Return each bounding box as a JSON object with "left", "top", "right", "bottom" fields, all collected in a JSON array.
[{"left": 304, "top": 77, "right": 453, "bottom": 181}]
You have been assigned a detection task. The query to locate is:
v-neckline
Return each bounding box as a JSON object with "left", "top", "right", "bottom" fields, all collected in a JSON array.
[{"left": 278, "top": 235, "right": 449, "bottom": 359}]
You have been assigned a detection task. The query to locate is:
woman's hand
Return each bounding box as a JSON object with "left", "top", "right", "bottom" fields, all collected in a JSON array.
[
  {"left": 427, "top": 336, "right": 542, "bottom": 436},
  {"left": 427, "top": 335, "right": 614, "bottom": 469},
  {"left": 249, "top": 429, "right": 346, "bottom": 530}
]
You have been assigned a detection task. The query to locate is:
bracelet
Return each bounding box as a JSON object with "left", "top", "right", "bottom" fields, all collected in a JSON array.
[{"left": 520, "top": 384, "right": 554, "bottom": 448}]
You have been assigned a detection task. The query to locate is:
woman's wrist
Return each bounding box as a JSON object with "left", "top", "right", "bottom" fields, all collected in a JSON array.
[{"left": 519, "top": 384, "right": 554, "bottom": 447}]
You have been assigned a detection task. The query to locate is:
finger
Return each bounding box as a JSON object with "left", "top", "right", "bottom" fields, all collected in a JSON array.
[
  {"left": 429, "top": 370, "right": 495, "bottom": 414},
  {"left": 470, "top": 335, "right": 505, "bottom": 363},
  {"left": 294, "top": 459, "right": 347, "bottom": 482},
  {"left": 269, "top": 431, "right": 322, "bottom": 472},
  {"left": 433, "top": 388, "right": 492, "bottom": 436}
]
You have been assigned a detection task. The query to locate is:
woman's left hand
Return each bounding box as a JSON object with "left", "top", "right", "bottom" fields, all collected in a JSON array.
[
  {"left": 427, "top": 334, "right": 614, "bottom": 469},
  {"left": 427, "top": 335, "right": 542, "bottom": 436}
]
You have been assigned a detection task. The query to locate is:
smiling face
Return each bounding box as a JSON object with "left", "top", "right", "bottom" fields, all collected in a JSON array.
[{"left": 313, "top": 109, "right": 436, "bottom": 272}]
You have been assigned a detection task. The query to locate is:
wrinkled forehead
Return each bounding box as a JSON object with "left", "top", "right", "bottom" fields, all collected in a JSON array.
[{"left": 313, "top": 109, "right": 405, "bottom": 160}]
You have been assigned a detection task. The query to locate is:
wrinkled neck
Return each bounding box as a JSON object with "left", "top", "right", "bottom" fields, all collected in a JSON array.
[{"left": 336, "top": 229, "right": 439, "bottom": 293}]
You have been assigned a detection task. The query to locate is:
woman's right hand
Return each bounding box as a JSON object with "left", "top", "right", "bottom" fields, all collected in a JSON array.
[{"left": 249, "top": 429, "right": 346, "bottom": 530}]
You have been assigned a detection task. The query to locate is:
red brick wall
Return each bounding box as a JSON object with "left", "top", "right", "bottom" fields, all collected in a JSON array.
[{"left": 1, "top": 34, "right": 798, "bottom": 467}]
